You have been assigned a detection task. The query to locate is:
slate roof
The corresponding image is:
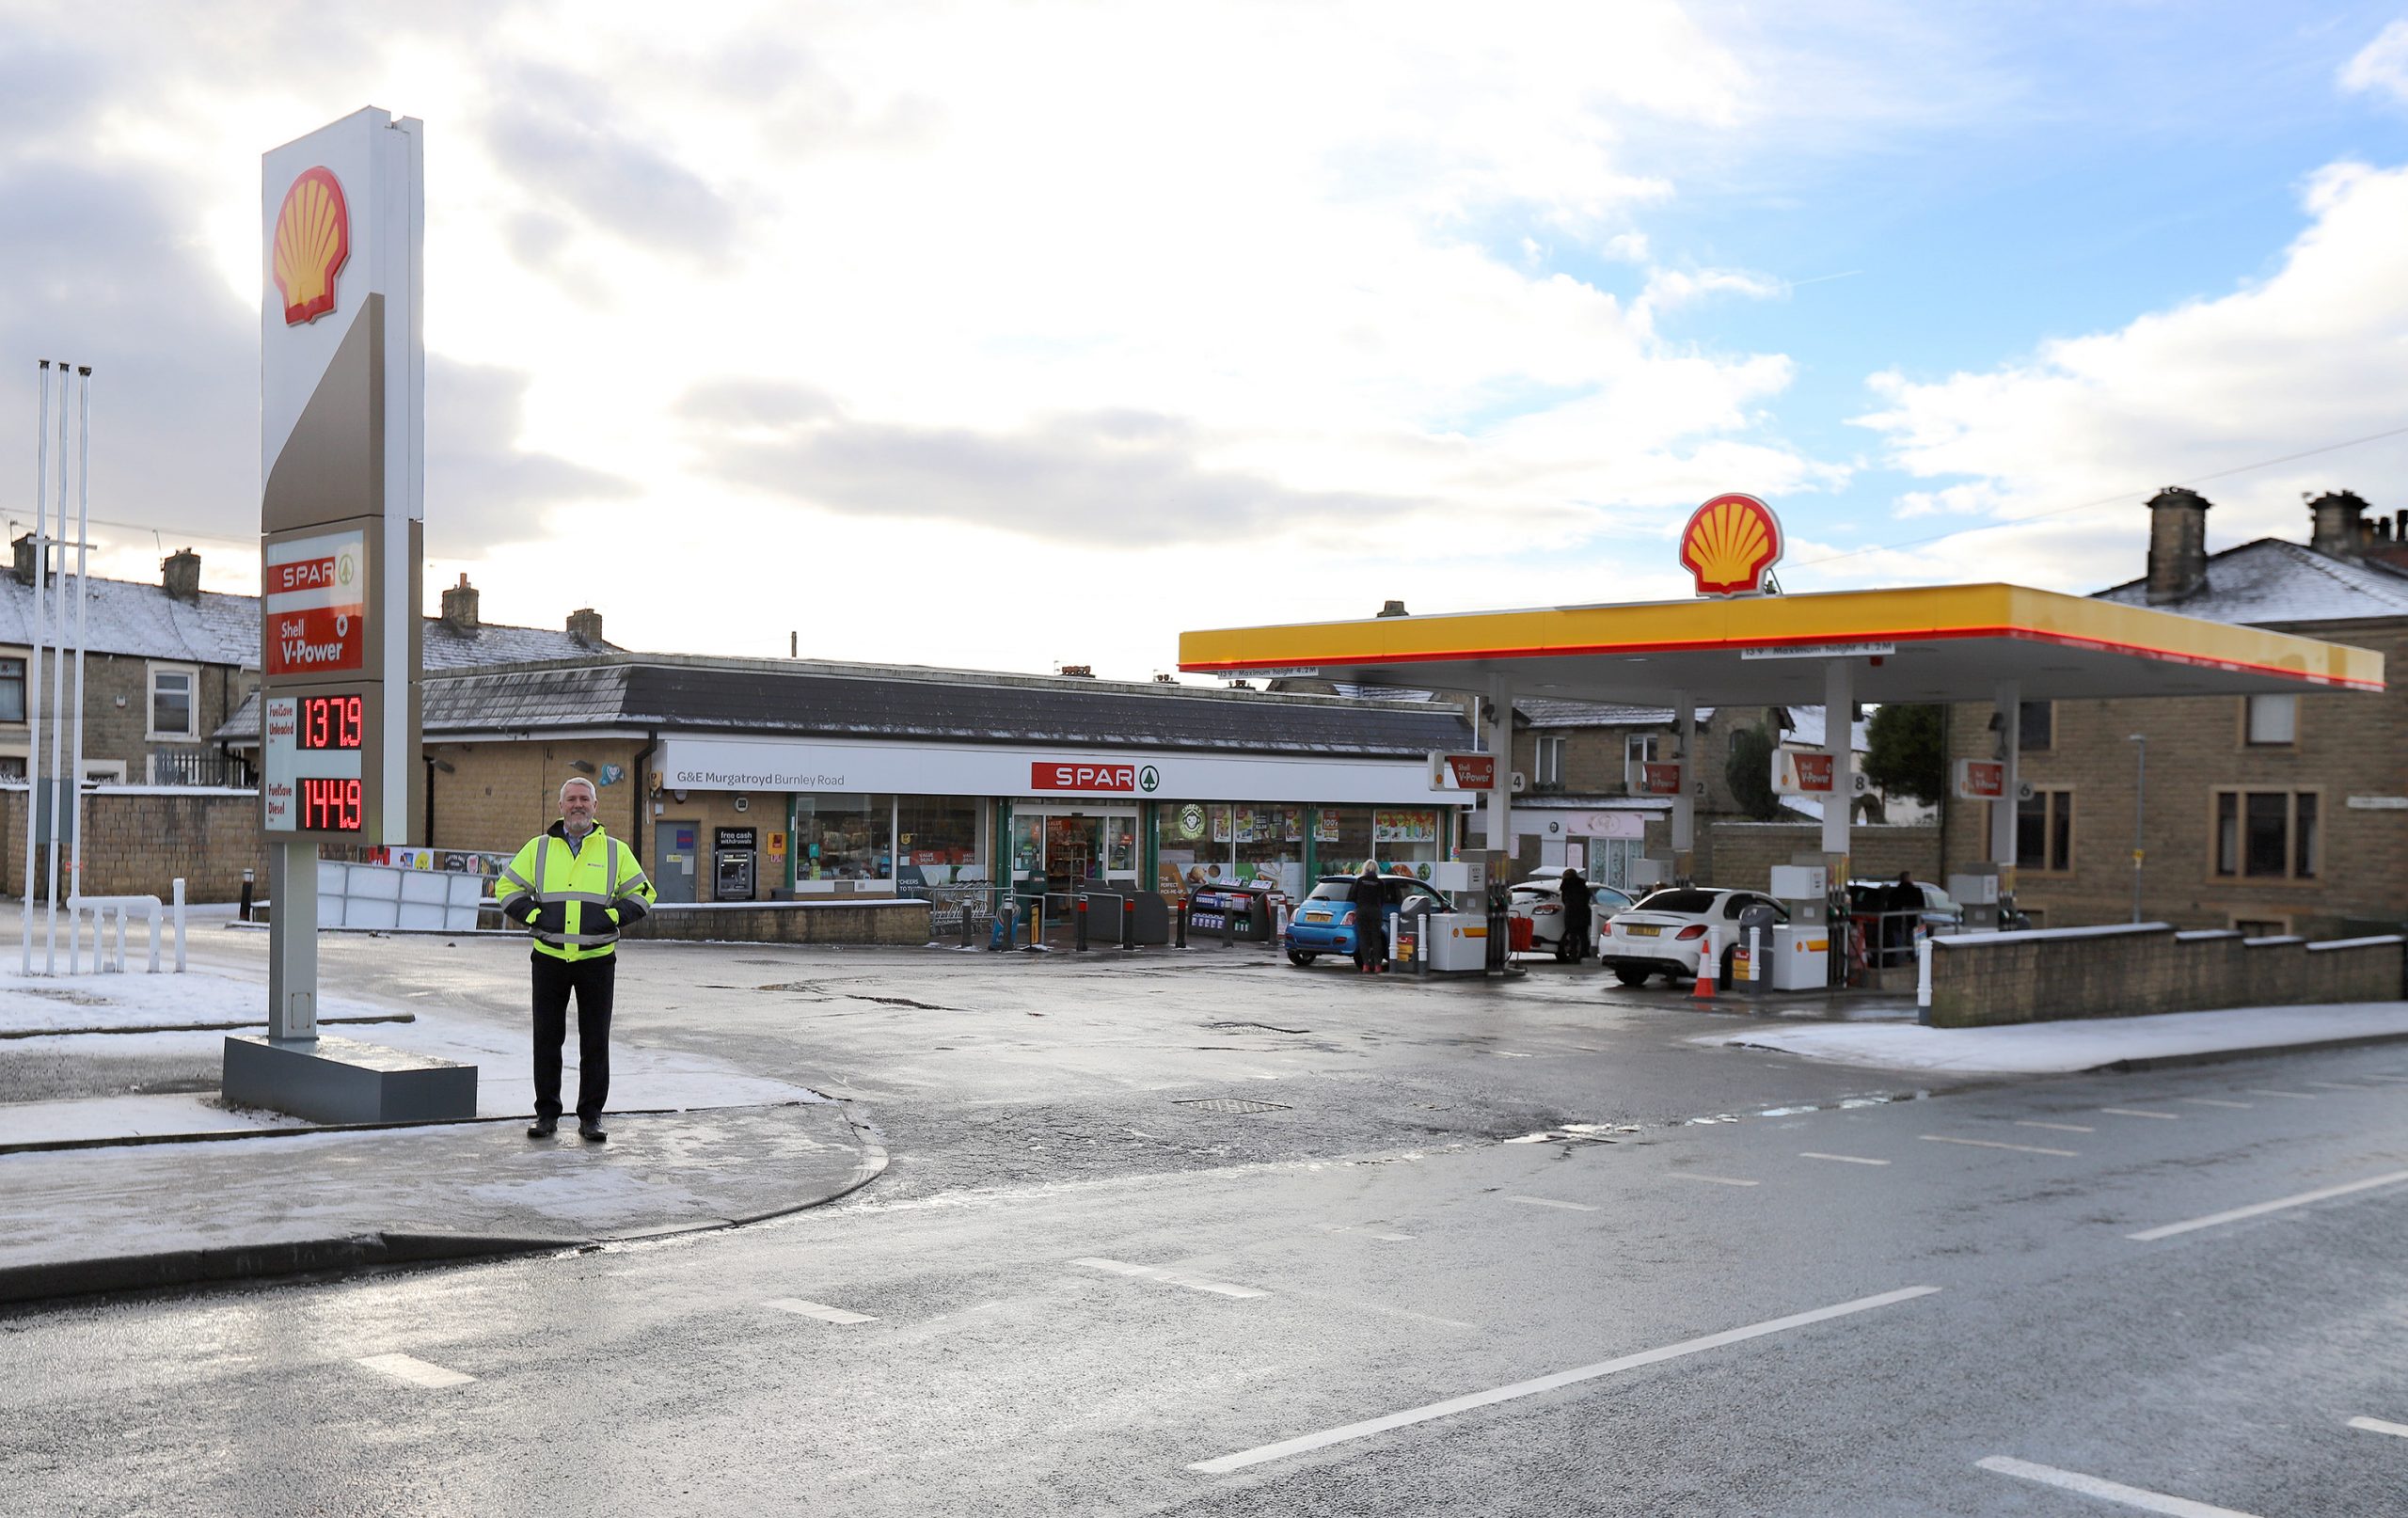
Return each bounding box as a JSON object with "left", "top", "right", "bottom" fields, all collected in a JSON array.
[
  {"left": 2094, "top": 539, "right": 2408, "bottom": 625},
  {"left": 0, "top": 574, "right": 259, "bottom": 666},
  {"left": 0, "top": 567, "right": 608, "bottom": 672},
  {"left": 221, "top": 657, "right": 1474, "bottom": 757}
]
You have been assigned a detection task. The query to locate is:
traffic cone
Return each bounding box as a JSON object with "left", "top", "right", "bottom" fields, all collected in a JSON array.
[{"left": 1691, "top": 928, "right": 1719, "bottom": 999}]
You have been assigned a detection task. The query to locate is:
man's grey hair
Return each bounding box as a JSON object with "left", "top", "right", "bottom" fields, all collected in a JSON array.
[{"left": 560, "top": 776, "right": 598, "bottom": 801}]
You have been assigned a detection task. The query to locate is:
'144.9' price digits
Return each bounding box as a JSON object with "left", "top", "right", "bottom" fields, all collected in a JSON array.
[{"left": 300, "top": 777, "right": 362, "bottom": 832}]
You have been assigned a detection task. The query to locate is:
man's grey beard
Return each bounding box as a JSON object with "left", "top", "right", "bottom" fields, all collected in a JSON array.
[{"left": 565, "top": 817, "right": 594, "bottom": 839}]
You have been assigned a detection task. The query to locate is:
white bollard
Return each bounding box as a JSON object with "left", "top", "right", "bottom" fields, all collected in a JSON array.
[
  {"left": 1917, "top": 936, "right": 1934, "bottom": 1016},
  {"left": 170, "top": 877, "right": 183, "bottom": 972}
]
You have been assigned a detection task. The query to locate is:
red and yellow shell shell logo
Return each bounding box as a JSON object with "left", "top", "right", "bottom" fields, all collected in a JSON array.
[
  {"left": 272, "top": 166, "right": 350, "bottom": 326},
  {"left": 1679, "top": 492, "right": 1783, "bottom": 596}
]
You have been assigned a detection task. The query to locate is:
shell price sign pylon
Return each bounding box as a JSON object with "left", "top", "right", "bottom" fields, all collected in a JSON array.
[{"left": 1679, "top": 492, "right": 1784, "bottom": 597}]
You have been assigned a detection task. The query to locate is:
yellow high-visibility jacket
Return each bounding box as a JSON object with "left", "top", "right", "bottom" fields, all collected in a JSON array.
[{"left": 496, "top": 822, "right": 657, "bottom": 962}]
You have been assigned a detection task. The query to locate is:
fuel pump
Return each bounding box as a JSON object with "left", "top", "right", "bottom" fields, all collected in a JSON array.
[{"left": 1766, "top": 863, "right": 1830, "bottom": 990}]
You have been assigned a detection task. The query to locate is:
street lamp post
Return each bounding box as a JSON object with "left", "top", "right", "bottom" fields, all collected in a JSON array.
[{"left": 2127, "top": 734, "right": 2147, "bottom": 923}]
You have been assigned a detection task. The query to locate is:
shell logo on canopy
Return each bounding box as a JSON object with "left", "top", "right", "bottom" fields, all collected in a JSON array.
[
  {"left": 271, "top": 166, "right": 351, "bottom": 326},
  {"left": 1679, "top": 492, "right": 1784, "bottom": 597}
]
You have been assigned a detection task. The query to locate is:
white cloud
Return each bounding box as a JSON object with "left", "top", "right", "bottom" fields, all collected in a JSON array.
[
  {"left": 1850, "top": 157, "right": 2408, "bottom": 585},
  {"left": 2340, "top": 19, "right": 2408, "bottom": 105}
]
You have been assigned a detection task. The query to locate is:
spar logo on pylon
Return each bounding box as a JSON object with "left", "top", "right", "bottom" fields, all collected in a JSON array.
[
  {"left": 272, "top": 166, "right": 351, "bottom": 325},
  {"left": 1679, "top": 492, "right": 1784, "bottom": 597}
]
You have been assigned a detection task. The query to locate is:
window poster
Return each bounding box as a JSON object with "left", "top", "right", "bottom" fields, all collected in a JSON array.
[{"left": 1373, "top": 808, "right": 1437, "bottom": 844}]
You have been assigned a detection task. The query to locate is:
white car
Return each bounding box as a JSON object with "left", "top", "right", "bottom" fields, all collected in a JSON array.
[
  {"left": 1508, "top": 876, "right": 1636, "bottom": 959},
  {"left": 1599, "top": 887, "right": 1787, "bottom": 987}
]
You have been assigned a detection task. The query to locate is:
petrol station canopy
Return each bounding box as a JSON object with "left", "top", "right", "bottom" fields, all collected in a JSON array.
[{"left": 1178, "top": 581, "right": 2384, "bottom": 705}]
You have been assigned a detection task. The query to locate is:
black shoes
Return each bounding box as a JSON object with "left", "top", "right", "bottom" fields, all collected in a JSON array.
[
  {"left": 527, "top": 1117, "right": 557, "bottom": 1139},
  {"left": 578, "top": 1121, "right": 608, "bottom": 1143}
]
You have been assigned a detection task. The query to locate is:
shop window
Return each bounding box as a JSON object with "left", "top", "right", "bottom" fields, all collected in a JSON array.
[
  {"left": 149, "top": 665, "right": 198, "bottom": 740},
  {"left": 1623, "top": 734, "right": 1656, "bottom": 792},
  {"left": 2017, "top": 701, "right": 2052, "bottom": 752},
  {"left": 795, "top": 793, "right": 891, "bottom": 882},
  {"left": 2213, "top": 789, "right": 2318, "bottom": 881},
  {"left": 2243, "top": 695, "right": 2296, "bottom": 747},
  {"left": 0, "top": 657, "right": 23, "bottom": 723},
  {"left": 1154, "top": 801, "right": 1231, "bottom": 893},
  {"left": 1535, "top": 735, "right": 1564, "bottom": 791},
  {"left": 896, "top": 796, "right": 982, "bottom": 885},
  {"left": 2015, "top": 788, "right": 2074, "bottom": 873}
]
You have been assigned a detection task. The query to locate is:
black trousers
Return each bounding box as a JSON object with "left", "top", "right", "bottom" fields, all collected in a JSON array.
[{"left": 531, "top": 951, "right": 615, "bottom": 1124}]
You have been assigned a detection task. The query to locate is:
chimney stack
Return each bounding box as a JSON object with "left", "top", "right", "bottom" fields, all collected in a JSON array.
[
  {"left": 10, "top": 534, "right": 34, "bottom": 586},
  {"left": 2306, "top": 490, "right": 2369, "bottom": 561},
  {"left": 2144, "top": 488, "right": 2211, "bottom": 605},
  {"left": 161, "top": 547, "right": 201, "bottom": 603},
  {"left": 439, "top": 573, "right": 480, "bottom": 632},
  {"left": 1377, "top": 599, "right": 1409, "bottom": 618},
  {"left": 567, "top": 607, "right": 605, "bottom": 646}
]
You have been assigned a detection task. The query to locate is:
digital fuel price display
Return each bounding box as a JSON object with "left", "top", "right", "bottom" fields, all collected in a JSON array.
[{"left": 261, "top": 688, "right": 381, "bottom": 839}]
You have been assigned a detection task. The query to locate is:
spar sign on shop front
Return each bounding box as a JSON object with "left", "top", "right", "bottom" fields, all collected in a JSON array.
[
  {"left": 262, "top": 529, "right": 366, "bottom": 675},
  {"left": 1031, "top": 761, "right": 1163, "bottom": 793}
]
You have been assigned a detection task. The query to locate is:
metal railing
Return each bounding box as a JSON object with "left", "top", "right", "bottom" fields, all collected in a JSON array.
[{"left": 147, "top": 750, "right": 252, "bottom": 787}]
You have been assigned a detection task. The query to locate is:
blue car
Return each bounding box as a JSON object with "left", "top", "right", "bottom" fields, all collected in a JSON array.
[{"left": 1285, "top": 874, "right": 1449, "bottom": 965}]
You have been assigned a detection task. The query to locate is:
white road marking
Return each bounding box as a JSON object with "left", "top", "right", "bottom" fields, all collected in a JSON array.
[
  {"left": 766, "top": 1298, "right": 879, "bottom": 1324},
  {"left": 2100, "top": 1107, "right": 2181, "bottom": 1120},
  {"left": 2179, "top": 1099, "right": 2253, "bottom": 1110},
  {"left": 2127, "top": 1168, "right": 2408, "bottom": 1241},
  {"left": 1504, "top": 1195, "right": 1599, "bottom": 1211},
  {"left": 1977, "top": 1455, "right": 2260, "bottom": 1516},
  {"left": 2301, "top": 1081, "right": 2371, "bottom": 1091},
  {"left": 2242, "top": 1089, "right": 2318, "bottom": 1099},
  {"left": 1922, "top": 1134, "right": 2077, "bottom": 1157},
  {"left": 2348, "top": 1415, "right": 2408, "bottom": 1438},
  {"left": 1493, "top": 1051, "right": 1533, "bottom": 1058},
  {"left": 1799, "top": 1152, "right": 1890, "bottom": 1166},
  {"left": 356, "top": 1353, "right": 474, "bottom": 1388},
  {"left": 1189, "top": 1286, "right": 1940, "bottom": 1474},
  {"left": 2018, "top": 1120, "right": 2095, "bottom": 1133},
  {"left": 1320, "top": 1225, "right": 1416, "bottom": 1241},
  {"left": 1673, "top": 1174, "right": 1761, "bottom": 1187},
  {"left": 1071, "top": 1257, "right": 1265, "bottom": 1299}
]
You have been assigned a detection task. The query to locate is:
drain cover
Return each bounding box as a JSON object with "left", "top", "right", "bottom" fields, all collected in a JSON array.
[{"left": 1174, "top": 1098, "right": 1291, "bottom": 1115}]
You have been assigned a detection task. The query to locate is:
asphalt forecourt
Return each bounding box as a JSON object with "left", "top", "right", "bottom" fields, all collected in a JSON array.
[{"left": 18, "top": 1042, "right": 2398, "bottom": 1514}]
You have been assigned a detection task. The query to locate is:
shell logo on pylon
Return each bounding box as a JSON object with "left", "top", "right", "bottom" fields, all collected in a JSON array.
[
  {"left": 271, "top": 166, "right": 351, "bottom": 326},
  {"left": 1679, "top": 492, "right": 1784, "bottom": 597}
]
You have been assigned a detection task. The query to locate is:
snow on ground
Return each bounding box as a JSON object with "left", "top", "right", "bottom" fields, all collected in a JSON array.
[
  {"left": 1695, "top": 1003, "right": 2408, "bottom": 1075},
  {"left": 0, "top": 953, "right": 825, "bottom": 1148}
]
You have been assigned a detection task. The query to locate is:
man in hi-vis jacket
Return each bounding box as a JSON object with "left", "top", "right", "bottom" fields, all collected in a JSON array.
[{"left": 496, "top": 776, "right": 657, "bottom": 1142}]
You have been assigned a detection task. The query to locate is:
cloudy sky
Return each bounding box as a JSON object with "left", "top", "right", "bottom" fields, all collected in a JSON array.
[{"left": 6, "top": 2, "right": 2408, "bottom": 678}]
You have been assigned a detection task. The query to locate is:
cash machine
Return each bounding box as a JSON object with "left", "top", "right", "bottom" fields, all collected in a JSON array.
[
  {"left": 714, "top": 826, "right": 758, "bottom": 902},
  {"left": 1946, "top": 865, "right": 2003, "bottom": 932},
  {"left": 1766, "top": 863, "right": 1830, "bottom": 990}
]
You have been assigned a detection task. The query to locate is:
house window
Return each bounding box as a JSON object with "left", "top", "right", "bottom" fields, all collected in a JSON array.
[
  {"left": 2017, "top": 701, "right": 2053, "bottom": 751},
  {"left": 0, "top": 657, "right": 23, "bottom": 723},
  {"left": 1535, "top": 735, "right": 1565, "bottom": 790},
  {"left": 2232, "top": 916, "right": 2291, "bottom": 939},
  {"left": 2243, "top": 695, "right": 2296, "bottom": 747},
  {"left": 2015, "top": 788, "right": 2074, "bottom": 873},
  {"left": 1623, "top": 734, "right": 1656, "bottom": 791},
  {"left": 2214, "top": 790, "right": 2318, "bottom": 880},
  {"left": 148, "top": 666, "right": 197, "bottom": 740}
]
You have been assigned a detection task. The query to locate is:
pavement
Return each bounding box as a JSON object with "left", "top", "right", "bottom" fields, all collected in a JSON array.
[{"left": 3, "top": 921, "right": 2404, "bottom": 1309}]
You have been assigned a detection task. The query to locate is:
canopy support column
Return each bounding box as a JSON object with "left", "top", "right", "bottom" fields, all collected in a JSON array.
[
  {"left": 1991, "top": 677, "right": 2020, "bottom": 893},
  {"left": 1484, "top": 675, "right": 1513, "bottom": 878},
  {"left": 1823, "top": 659, "right": 1854, "bottom": 868},
  {"left": 1672, "top": 692, "right": 1695, "bottom": 883}
]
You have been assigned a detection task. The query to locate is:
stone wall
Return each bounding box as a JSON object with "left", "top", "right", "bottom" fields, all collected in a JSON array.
[
  {"left": 0, "top": 785, "right": 268, "bottom": 902},
  {"left": 1696, "top": 821, "right": 1941, "bottom": 892},
  {"left": 1926, "top": 923, "right": 2403, "bottom": 1028},
  {"left": 619, "top": 899, "right": 928, "bottom": 946}
]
